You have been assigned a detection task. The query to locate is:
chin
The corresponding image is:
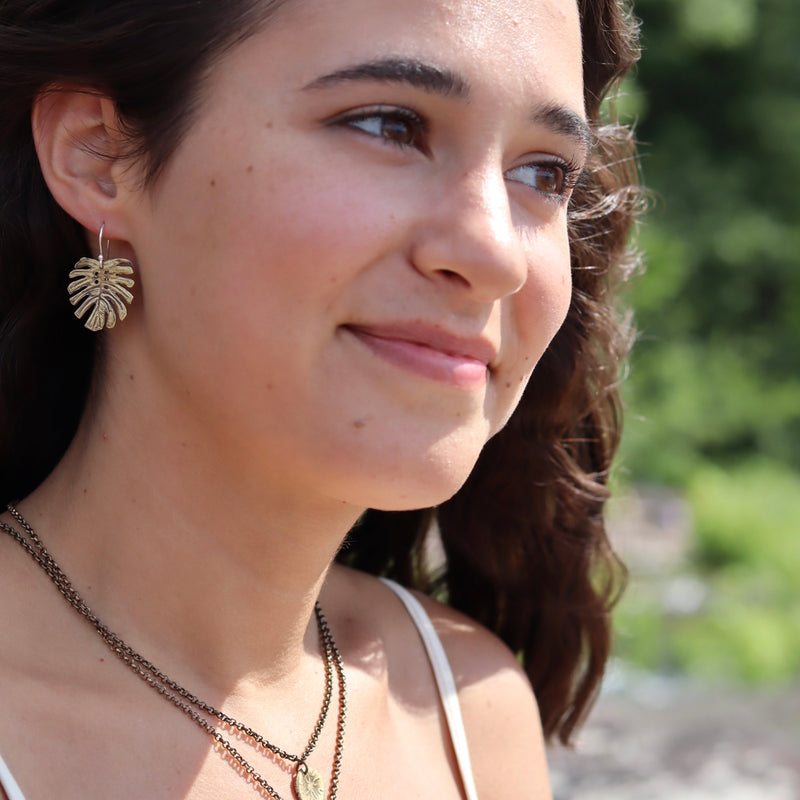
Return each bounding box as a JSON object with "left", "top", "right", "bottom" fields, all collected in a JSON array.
[{"left": 354, "top": 448, "right": 483, "bottom": 512}]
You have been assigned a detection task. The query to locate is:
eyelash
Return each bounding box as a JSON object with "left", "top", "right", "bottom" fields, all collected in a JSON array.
[
  {"left": 333, "top": 105, "right": 583, "bottom": 200},
  {"left": 506, "top": 157, "right": 584, "bottom": 201},
  {"left": 337, "top": 105, "right": 429, "bottom": 153}
]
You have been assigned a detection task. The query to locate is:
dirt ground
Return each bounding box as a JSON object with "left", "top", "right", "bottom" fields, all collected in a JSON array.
[{"left": 547, "top": 678, "right": 800, "bottom": 800}]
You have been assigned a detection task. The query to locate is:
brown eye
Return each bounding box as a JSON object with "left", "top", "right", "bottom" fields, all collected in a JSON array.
[
  {"left": 343, "top": 107, "right": 427, "bottom": 151},
  {"left": 380, "top": 116, "right": 416, "bottom": 145},
  {"left": 507, "top": 161, "right": 570, "bottom": 198},
  {"left": 533, "top": 165, "right": 563, "bottom": 194}
]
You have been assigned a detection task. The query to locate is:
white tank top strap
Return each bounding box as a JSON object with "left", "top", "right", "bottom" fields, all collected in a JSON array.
[
  {"left": 0, "top": 753, "right": 26, "bottom": 800},
  {"left": 379, "top": 577, "right": 480, "bottom": 800}
]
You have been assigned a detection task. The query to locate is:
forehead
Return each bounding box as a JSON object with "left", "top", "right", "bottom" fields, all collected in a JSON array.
[{"left": 244, "top": 0, "right": 584, "bottom": 111}]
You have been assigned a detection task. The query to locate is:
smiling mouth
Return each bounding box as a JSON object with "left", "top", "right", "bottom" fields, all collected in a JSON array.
[{"left": 342, "top": 324, "right": 493, "bottom": 389}]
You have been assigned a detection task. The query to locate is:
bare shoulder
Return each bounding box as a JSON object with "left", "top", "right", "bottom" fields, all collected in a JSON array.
[
  {"left": 330, "top": 568, "right": 551, "bottom": 799},
  {"left": 409, "top": 591, "right": 552, "bottom": 800}
]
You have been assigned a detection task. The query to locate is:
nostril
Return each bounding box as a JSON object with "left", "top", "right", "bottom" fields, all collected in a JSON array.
[{"left": 437, "top": 268, "right": 470, "bottom": 287}]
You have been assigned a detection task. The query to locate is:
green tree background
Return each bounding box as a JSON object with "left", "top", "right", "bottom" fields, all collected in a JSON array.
[{"left": 613, "top": 0, "right": 800, "bottom": 683}]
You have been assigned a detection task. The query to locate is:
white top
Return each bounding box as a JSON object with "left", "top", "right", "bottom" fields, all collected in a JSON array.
[
  {"left": 0, "top": 754, "right": 23, "bottom": 800},
  {"left": 0, "top": 579, "right": 478, "bottom": 800},
  {"left": 379, "top": 577, "right": 480, "bottom": 800}
]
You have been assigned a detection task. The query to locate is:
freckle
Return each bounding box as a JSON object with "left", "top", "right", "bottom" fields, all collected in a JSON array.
[
  {"left": 246, "top": 165, "right": 253, "bottom": 173},
  {"left": 505, "top": 382, "right": 512, "bottom": 388},
  {"left": 83, "top": 488, "right": 88, "bottom": 495},
  {"left": 265, "top": 120, "right": 273, "bottom": 129},
  {"left": 353, "top": 419, "right": 366, "bottom": 429},
  {"left": 210, "top": 179, "right": 216, "bottom": 187},
  {"left": 265, "top": 383, "right": 274, "bottom": 391},
  {"left": 129, "top": 373, "right": 134, "bottom": 381}
]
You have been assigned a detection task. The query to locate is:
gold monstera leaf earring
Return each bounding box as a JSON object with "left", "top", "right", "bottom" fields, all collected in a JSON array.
[{"left": 68, "top": 223, "right": 135, "bottom": 331}]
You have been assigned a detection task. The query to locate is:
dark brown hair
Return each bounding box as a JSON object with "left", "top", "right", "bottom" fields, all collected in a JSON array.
[
  {"left": 0, "top": 0, "right": 641, "bottom": 745},
  {"left": 340, "top": 0, "right": 642, "bottom": 743}
]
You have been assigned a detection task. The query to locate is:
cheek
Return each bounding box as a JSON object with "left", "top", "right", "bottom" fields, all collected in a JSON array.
[
  {"left": 490, "top": 232, "right": 572, "bottom": 433},
  {"left": 518, "top": 231, "right": 573, "bottom": 363},
  {"left": 218, "top": 159, "right": 406, "bottom": 308},
  {"left": 142, "top": 157, "right": 395, "bottom": 353}
]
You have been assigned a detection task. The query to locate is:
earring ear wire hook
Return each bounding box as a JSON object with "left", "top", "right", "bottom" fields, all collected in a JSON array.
[{"left": 98, "top": 222, "right": 110, "bottom": 263}]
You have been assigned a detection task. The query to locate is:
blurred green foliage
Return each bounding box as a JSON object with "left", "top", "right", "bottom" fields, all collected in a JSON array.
[
  {"left": 615, "top": 461, "right": 800, "bottom": 683},
  {"left": 612, "top": 0, "right": 800, "bottom": 684},
  {"left": 690, "top": 461, "right": 800, "bottom": 580}
]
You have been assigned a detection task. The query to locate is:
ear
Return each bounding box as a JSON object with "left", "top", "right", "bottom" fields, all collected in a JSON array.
[{"left": 31, "top": 87, "right": 132, "bottom": 242}]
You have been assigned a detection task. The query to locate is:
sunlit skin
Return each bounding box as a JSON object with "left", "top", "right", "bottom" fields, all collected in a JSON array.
[
  {"left": 112, "top": 0, "right": 586, "bottom": 512},
  {"left": 0, "top": 0, "right": 585, "bottom": 798}
]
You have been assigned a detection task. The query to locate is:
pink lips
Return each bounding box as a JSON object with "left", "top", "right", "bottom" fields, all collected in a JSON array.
[{"left": 344, "top": 323, "right": 496, "bottom": 388}]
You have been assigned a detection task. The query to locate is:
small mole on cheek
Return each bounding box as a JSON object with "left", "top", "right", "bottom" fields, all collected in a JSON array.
[
  {"left": 82, "top": 488, "right": 88, "bottom": 495},
  {"left": 246, "top": 165, "right": 254, "bottom": 173},
  {"left": 352, "top": 419, "right": 366, "bottom": 429},
  {"left": 505, "top": 382, "right": 512, "bottom": 388},
  {"left": 265, "top": 383, "right": 274, "bottom": 391},
  {"left": 265, "top": 120, "right": 273, "bottom": 129},
  {"left": 129, "top": 373, "right": 135, "bottom": 381},
  {"left": 210, "top": 179, "right": 216, "bottom": 187}
]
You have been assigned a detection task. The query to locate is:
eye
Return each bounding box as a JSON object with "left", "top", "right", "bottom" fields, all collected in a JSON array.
[
  {"left": 506, "top": 159, "right": 580, "bottom": 199},
  {"left": 338, "top": 107, "right": 428, "bottom": 152}
]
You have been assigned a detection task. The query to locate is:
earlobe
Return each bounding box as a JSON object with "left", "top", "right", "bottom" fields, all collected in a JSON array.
[{"left": 31, "top": 87, "right": 128, "bottom": 238}]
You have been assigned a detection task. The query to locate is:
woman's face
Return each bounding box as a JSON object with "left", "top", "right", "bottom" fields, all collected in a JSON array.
[{"left": 118, "top": 0, "right": 585, "bottom": 510}]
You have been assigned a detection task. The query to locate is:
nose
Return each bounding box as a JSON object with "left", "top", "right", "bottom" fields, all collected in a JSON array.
[{"left": 409, "top": 165, "right": 529, "bottom": 303}]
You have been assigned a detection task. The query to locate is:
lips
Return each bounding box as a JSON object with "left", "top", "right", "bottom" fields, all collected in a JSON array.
[{"left": 343, "top": 322, "right": 497, "bottom": 389}]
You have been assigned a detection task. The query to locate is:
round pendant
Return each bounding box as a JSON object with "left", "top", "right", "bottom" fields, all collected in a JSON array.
[{"left": 294, "top": 765, "right": 325, "bottom": 800}]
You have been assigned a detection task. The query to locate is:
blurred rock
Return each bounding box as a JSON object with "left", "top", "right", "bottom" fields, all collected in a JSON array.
[
  {"left": 548, "top": 678, "right": 800, "bottom": 800},
  {"left": 660, "top": 574, "right": 709, "bottom": 616},
  {"left": 606, "top": 485, "right": 694, "bottom": 575}
]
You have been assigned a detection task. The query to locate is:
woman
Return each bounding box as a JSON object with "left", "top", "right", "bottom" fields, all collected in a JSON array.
[{"left": 0, "top": 0, "right": 640, "bottom": 797}]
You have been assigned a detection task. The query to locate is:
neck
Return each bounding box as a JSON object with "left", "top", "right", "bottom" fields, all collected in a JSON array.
[{"left": 17, "top": 386, "right": 364, "bottom": 694}]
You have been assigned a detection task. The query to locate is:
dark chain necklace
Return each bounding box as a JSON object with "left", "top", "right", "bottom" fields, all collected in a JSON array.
[{"left": 0, "top": 504, "right": 346, "bottom": 800}]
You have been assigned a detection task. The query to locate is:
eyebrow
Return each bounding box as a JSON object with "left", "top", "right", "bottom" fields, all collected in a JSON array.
[
  {"left": 303, "top": 57, "right": 468, "bottom": 98},
  {"left": 532, "top": 103, "right": 594, "bottom": 155},
  {"left": 303, "top": 57, "right": 592, "bottom": 153}
]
